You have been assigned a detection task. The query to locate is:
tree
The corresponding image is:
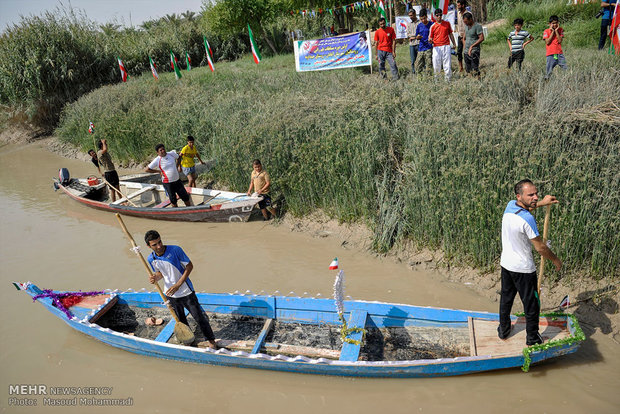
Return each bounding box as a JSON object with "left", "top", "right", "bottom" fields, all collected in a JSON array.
[{"left": 203, "top": 0, "right": 288, "bottom": 55}]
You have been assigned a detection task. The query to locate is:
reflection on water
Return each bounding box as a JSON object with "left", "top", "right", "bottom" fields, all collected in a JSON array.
[{"left": 1, "top": 141, "right": 619, "bottom": 413}]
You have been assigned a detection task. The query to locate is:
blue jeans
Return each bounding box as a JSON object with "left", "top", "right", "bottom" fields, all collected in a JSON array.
[
  {"left": 378, "top": 50, "right": 399, "bottom": 80},
  {"left": 409, "top": 45, "right": 418, "bottom": 74},
  {"left": 545, "top": 54, "right": 567, "bottom": 78},
  {"left": 167, "top": 292, "right": 216, "bottom": 341}
]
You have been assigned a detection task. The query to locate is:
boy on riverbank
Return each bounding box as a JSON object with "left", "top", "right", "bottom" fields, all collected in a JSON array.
[
  {"left": 543, "top": 15, "right": 567, "bottom": 78},
  {"left": 507, "top": 18, "right": 533, "bottom": 70},
  {"left": 415, "top": 9, "right": 433, "bottom": 76},
  {"left": 179, "top": 136, "right": 205, "bottom": 188},
  {"left": 429, "top": 8, "right": 456, "bottom": 81},
  {"left": 247, "top": 159, "right": 277, "bottom": 220}
]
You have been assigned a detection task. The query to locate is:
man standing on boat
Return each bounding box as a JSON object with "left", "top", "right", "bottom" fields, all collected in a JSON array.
[
  {"left": 145, "top": 230, "right": 218, "bottom": 349},
  {"left": 499, "top": 179, "right": 562, "bottom": 346},
  {"left": 93, "top": 139, "right": 121, "bottom": 203},
  {"left": 145, "top": 144, "right": 193, "bottom": 208}
]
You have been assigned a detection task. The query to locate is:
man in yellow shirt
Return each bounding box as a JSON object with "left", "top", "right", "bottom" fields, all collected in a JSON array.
[
  {"left": 247, "top": 159, "right": 277, "bottom": 220},
  {"left": 178, "top": 136, "right": 205, "bottom": 188}
]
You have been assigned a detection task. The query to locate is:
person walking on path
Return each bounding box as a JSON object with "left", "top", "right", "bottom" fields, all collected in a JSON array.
[
  {"left": 373, "top": 17, "right": 399, "bottom": 80},
  {"left": 406, "top": 9, "right": 421, "bottom": 75},
  {"left": 498, "top": 179, "right": 562, "bottom": 346},
  {"left": 429, "top": 8, "right": 456, "bottom": 81},
  {"left": 145, "top": 144, "right": 193, "bottom": 208},
  {"left": 145, "top": 230, "right": 218, "bottom": 349},
  {"left": 415, "top": 9, "right": 434, "bottom": 76},
  {"left": 507, "top": 18, "right": 534, "bottom": 70},
  {"left": 179, "top": 136, "right": 205, "bottom": 188},
  {"left": 543, "top": 15, "right": 567, "bottom": 79},
  {"left": 463, "top": 12, "right": 484, "bottom": 78}
]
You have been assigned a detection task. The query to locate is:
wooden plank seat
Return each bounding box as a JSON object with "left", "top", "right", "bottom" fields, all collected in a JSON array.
[
  {"left": 339, "top": 310, "right": 368, "bottom": 362},
  {"left": 251, "top": 318, "right": 274, "bottom": 354},
  {"left": 111, "top": 185, "right": 156, "bottom": 205}
]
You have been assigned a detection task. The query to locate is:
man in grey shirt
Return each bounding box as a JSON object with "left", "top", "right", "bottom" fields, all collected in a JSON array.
[
  {"left": 463, "top": 12, "right": 484, "bottom": 77},
  {"left": 406, "top": 9, "right": 420, "bottom": 75}
]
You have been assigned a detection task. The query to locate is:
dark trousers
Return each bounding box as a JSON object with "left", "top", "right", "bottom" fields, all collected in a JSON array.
[
  {"left": 599, "top": 19, "right": 611, "bottom": 50},
  {"left": 464, "top": 48, "right": 480, "bottom": 76},
  {"left": 409, "top": 45, "right": 418, "bottom": 74},
  {"left": 163, "top": 179, "right": 190, "bottom": 206},
  {"left": 499, "top": 267, "right": 540, "bottom": 344},
  {"left": 457, "top": 37, "right": 464, "bottom": 63},
  {"left": 168, "top": 292, "right": 216, "bottom": 341},
  {"left": 507, "top": 50, "right": 524, "bottom": 70}
]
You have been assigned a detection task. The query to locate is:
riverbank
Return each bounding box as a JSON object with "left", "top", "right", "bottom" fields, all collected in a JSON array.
[{"left": 5, "top": 129, "right": 617, "bottom": 343}]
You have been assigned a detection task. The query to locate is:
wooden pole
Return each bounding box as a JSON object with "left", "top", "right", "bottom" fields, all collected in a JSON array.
[{"left": 537, "top": 205, "right": 551, "bottom": 307}]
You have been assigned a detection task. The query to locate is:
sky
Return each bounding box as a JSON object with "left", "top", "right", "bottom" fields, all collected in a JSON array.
[{"left": 0, "top": 0, "right": 205, "bottom": 32}]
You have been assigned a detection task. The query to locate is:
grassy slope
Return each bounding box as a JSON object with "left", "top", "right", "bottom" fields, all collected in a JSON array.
[{"left": 56, "top": 4, "right": 620, "bottom": 279}]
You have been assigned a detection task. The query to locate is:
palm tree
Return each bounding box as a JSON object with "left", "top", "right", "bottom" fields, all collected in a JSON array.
[
  {"left": 181, "top": 11, "right": 196, "bottom": 22},
  {"left": 99, "top": 23, "right": 120, "bottom": 36}
]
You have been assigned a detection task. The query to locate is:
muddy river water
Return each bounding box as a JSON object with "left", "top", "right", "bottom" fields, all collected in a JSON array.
[{"left": 0, "top": 142, "right": 618, "bottom": 413}]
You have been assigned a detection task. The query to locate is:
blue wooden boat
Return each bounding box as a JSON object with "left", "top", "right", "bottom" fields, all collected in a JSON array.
[{"left": 15, "top": 282, "right": 583, "bottom": 377}]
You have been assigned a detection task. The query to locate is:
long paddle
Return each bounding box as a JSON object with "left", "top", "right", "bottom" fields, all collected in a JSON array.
[
  {"left": 537, "top": 205, "right": 552, "bottom": 308},
  {"left": 115, "top": 213, "right": 195, "bottom": 345},
  {"left": 101, "top": 177, "right": 138, "bottom": 207},
  {"left": 198, "top": 192, "right": 221, "bottom": 206}
]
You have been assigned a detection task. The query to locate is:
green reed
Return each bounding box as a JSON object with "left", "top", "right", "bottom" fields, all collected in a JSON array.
[{"left": 56, "top": 31, "right": 619, "bottom": 280}]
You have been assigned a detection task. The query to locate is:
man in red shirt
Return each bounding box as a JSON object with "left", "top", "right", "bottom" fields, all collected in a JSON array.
[
  {"left": 373, "top": 17, "right": 399, "bottom": 80},
  {"left": 543, "top": 15, "right": 567, "bottom": 79},
  {"left": 429, "top": 8, "right": 456, "bottom": 80}
]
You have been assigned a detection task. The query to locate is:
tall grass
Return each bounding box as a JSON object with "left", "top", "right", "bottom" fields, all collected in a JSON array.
[
  {"left": 0, "top": 7, "right": 247, "bottom": 129},
  {"left": 56, "top": 39, "right": 620, "bottom": 279}
]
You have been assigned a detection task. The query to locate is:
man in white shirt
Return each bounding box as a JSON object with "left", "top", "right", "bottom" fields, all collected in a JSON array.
[
  {"left": 145, "top": 144, "right": 193, "bottom": 207},
  {"left": 499, "top": 179, "right": 562, "bottom": 346}
]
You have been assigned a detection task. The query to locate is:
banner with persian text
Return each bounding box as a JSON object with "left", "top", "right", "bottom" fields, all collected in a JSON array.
[{"left": 293, "top": 31, "right": 372, "bottom": 72}]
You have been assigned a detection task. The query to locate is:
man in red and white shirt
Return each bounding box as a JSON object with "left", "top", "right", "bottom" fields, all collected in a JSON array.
[
  {"left": 145, "top": 144, "right": 193, "bottom": 207},
  {"left": 373, "top": 17, "right": 399, "bottom": 80},
  {"left": 429, "top": 8, "right": 456, "bottom": 81}
]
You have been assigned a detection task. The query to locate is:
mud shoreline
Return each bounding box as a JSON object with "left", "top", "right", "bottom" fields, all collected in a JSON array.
[{"left": 3, "top": 128, "right": 618, "bottom": 343}]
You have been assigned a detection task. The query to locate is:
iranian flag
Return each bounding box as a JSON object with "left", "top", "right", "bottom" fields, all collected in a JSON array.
[
  {"left": 149, "top": 56, "right": 159, "bottom": 80},
  {"left": 117, "top": 57, "right": 128, "bottom": 82},
  {"left": 431, "top": 0, "right": 449, "bottom": 21},
  {"left": 610, "top": 2, "right": 620, "bottom": 55},
  {"left": 170, "top": 51, "right": 182, "bottom": 79},
  {"left": 329, "top": 257, "right": 339, "bottom": 270},
  {"left": 185, "top": 52, "right": 192, "bottom": 71},
  {"left": 378, "top": 1, "right": 387, "bottom": 20},
  {"left": 204, "top": 36, "right": 215, "bottom": 72},
  {"left": 88, "top": 121, "right": 95, "bottom": 134},
  {"left": 248, "top": 24, "right": 262, "bottom": 64}
]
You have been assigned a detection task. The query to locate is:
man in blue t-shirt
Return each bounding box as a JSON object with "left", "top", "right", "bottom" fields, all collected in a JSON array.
[
  {"left": 414, "top": 9, "right": 433, "bottom": 76},
  {"left": 499, "top": 179, "right": 562, "bottom": 346},
  {"left": 145, "top": 230, "right": 218, "bottom": 349},
  {"left": 599, "top": 1, "right": 617, "bottom": 50}
]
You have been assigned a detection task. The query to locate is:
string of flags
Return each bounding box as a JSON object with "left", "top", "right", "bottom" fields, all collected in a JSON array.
[{"left": 291, "top": 0, "right": 412, "bottom": 17}]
